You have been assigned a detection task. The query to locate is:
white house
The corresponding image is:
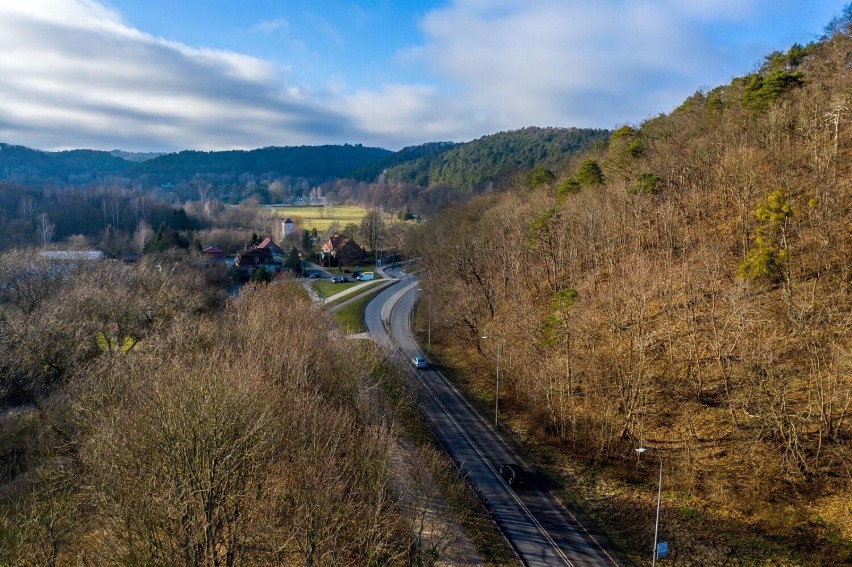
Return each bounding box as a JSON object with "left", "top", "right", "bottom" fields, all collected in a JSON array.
[{"left": 282, "top": 218, "right": 295, "bottom": 236}]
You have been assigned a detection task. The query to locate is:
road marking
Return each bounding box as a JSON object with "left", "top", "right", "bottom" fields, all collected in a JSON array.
[
  {"left": 369, "top": 278, "right": 620, "bottom": 567},
  {"left": 412, "top": 363, "right": 575, "bottom": 566}
]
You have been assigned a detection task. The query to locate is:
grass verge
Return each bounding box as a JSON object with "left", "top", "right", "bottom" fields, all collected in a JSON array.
[
  {"left": 324, "top": 280, "right": 386, "bottom": 309},
  {"left": 311, "top": 279, "right": 362, "bottom": 298},
  {"left": 331, "top": 289, "right": 384, "bottom": 333}
]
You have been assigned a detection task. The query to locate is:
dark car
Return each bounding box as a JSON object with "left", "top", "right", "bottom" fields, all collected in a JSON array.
[{"left": 499, "top": 464, "right": 529, "bottom": 488}]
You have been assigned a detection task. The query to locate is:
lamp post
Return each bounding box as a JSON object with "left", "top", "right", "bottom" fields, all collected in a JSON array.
[
  {"left": 481, "top": 335, "right": 501, "bottom": 426},
  {"left": 635, "top": 447, "right": 663, "bottom": 567}
]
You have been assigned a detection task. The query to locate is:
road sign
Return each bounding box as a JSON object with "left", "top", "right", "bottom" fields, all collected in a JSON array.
[{"left": 656, "top": 541, "right": 668, "bottom": 559}]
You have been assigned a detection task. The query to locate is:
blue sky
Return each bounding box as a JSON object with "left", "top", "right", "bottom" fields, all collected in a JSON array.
[{"left": 0, "top": 1, "right": 846, "bottom": 152}]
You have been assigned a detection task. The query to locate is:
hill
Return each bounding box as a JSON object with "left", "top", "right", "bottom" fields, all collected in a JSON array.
[
  {"left": 0, "top": 144, "right": 132, "bottom": 183},
  {"left": 413, "top": 14, "right": 851, "bottom": 566},
  {"left": 348, "top": 141, "right": 458, "bottom": 183},
  {"left": 0, "top": 143, "right": 393, "bottom": 186},
  {"left": 377, "top": 127, "right": 609, "bottom": 190},
  {"left": 0, "top": 129, "right": 608, "bottom": 194},
  {"left": 131, "top": 144, "right": 392, "bottom": 182}
]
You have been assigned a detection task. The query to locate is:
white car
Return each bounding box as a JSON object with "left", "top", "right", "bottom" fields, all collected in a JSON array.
[
  {"left": 412, "top": 355, "right": 428, "bottom": 369},
  {"left": 356, "top": 272, "right": 375, "bottom": 281}
]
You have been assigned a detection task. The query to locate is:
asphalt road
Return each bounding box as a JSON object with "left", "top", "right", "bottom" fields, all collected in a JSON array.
[{"left": 364, "top": 268, "right": 620, "bottom": 567}]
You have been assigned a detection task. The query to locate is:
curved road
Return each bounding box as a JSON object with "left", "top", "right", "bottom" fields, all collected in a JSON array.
[{"left": 364, "top": 267, "right": 619, "bottom": 567}]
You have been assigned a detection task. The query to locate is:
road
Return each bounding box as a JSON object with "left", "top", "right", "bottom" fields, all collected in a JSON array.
[{"left": 364, "top": 267, "right": 620, "bottom": 567}]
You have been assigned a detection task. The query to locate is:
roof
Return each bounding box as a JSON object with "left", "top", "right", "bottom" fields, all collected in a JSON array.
[
  {"left": 322, "top": 234, "right": 346, "bottom": 253},
  {"left": 202, "top": 245, "right": 226, "bottom": 259},
  {"left": 257, "top": 237, "right": 285, "bottom": 255},
  {"left": 234, "top": 246, "right": 273, "bottom": 266}
]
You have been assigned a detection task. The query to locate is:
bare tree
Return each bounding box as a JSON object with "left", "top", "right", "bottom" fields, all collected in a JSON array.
[
  {"left": 37, "top": 214, "right": 54, "bottom": 247},
  {"left": 133, "top": 219, "right": 154, "bottom": 253},
  {"left": 359, "top": 208, "right": 386, "bottom": 264}
]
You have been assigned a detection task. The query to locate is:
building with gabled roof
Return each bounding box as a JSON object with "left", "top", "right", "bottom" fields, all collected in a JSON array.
[
  {"left": 321, "top": 234, "right": 365, "bottom": 266},
  {"left": 257, "top": 237, "right": 285, "bottom": 257}
]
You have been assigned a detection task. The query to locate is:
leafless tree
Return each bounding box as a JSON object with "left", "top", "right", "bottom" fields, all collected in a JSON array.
[{"left": 37, "top": 214, "right": 54, "bottom": 247}]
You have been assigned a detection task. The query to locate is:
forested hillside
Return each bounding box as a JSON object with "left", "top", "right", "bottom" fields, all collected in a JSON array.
[
  {"left": 0, "top": 144, "right": 132, "bottom": 183},
  {"left": 349, "top": 141, "right": 458, "bottom": 182},
  {"left": 132, "top": 144, "right": 392, "bottom": 181},
  {"left": 380, "top": 127, "right": 609, "bottom": 189},
  {"left": 0, "top": 143, "right": 392, "bottom": 186},
  {"left": 413, "top": 16, "right": 851, "bottom": 564}
]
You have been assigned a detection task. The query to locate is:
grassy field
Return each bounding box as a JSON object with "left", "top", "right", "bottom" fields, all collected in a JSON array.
[
  {"left": 266, "top": 205, "right": 369, "bottom": 232},
  {"left": 266, "top": 204, "right": 410, "bottom": 232}
]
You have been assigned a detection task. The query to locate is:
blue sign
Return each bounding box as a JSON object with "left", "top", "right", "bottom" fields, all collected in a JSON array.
[{"left": 656, "top": 541, "right": 668, "bottom": 558}]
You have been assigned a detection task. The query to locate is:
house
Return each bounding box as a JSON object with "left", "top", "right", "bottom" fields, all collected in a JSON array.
[
  {"left": 321, "top": 234, "right": 365, "bottom": 266},
  {"left": 321, "top": 234, "right": 345, "bottom": 255},
  {"left": 202, "top": 245, "right": 226, "bottom": 261},
  {"left": 233, "top": 246, "right": 275, "bottom": 279},
  {"left": 202, "top": 245, "right": 226, "bottom": 267},
  {"left": 233, "top": 238, "right": 288, "bottom": 279},
  {"left": 257, "top": 237, "right": 285, "bottom": 258},
  {"left": 282, "top": 218, "right": 295, "bottom": 236}
]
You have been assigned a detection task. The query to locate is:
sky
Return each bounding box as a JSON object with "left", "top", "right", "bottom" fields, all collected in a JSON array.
[{"left": 0, "top": 0, "right": 846, "bottom": 152}]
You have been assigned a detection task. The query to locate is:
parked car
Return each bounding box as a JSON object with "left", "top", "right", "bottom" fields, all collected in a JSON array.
[
  {"left": 356, "top": 272, "right": 375, "bottom": 281},
  {"left": 412, "top": 355, "right": 428, "bottom": 369},
  {"left": 499, "top": 464, "right": 529, "bottom": 488},
  {"left": 330, "top": 276, "right": 343, "bottom": 283}
]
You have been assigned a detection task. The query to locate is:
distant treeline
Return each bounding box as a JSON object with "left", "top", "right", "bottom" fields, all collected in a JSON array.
[
  {"left": 0, "top": 143, "right": 392, "bottom": 186},
  {"left": 0, "top": 128, "right": 608, "bottom": 194}
]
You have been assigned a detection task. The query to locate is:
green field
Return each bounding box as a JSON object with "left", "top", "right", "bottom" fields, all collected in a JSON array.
[{"left": 266, "top": 205, "right": 370, "bottom": 232}]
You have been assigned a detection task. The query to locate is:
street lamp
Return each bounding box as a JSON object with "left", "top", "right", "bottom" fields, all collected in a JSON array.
[
  {"left": 635, "top": 447, "right": 663, "bottom": 567},
  {"left": 480, "top": 335, "right": 501, "bottom": 426}
]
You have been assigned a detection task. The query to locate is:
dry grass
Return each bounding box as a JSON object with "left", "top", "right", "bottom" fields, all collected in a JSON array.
[
  {"left": 266, "top": 204, "right": 394, "bottom": 232},
  {"left": 267, "top": 205, "right": 367, "bottom": 231}
]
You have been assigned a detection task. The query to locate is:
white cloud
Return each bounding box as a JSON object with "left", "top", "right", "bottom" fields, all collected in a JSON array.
[
  {"left": 344, "top": 84, "right": 484, "bottom": 145},
  {"left": 0, "top": 0, "right": 839, "bottom": 152},
  {"left": 406, "top": 0, "right": 766, "bottom": 131},
  {"left": 0, "top": 0, "right": 357, "bottom": 151}
]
